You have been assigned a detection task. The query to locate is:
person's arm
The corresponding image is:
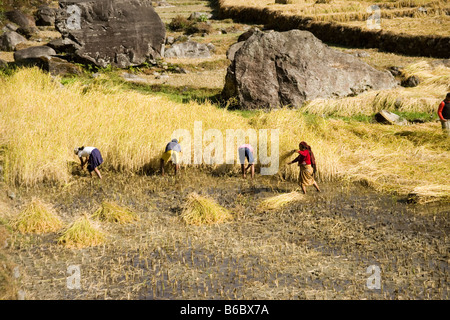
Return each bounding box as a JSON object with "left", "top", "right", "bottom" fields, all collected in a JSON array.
[
  {"left": 288, "top": 155, "right": 301, "bottom": 165},
  {"left": 79, "top": 156, "right": 85, "bottom": 168},
  {"left": 438, "top": 101, "right": 446, "bottom": 121}
]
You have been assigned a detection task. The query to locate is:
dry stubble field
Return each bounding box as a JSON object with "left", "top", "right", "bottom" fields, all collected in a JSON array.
[{"left": 0, "top": 0, "right": 449, "bottom": 300}]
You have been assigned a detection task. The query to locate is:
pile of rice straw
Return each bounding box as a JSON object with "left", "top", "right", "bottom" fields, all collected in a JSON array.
[
  {"left": 92, "top": 201, "right": 139, "bottom": 224},
  {"left": 57, "top": 214, "right": 105, "bottom": 249},
  {"left": 10, "top": 199, "right": 63, "bottom": 234},
  {"left": 181, "top": 193, "right": 233, "bottom": 225}
]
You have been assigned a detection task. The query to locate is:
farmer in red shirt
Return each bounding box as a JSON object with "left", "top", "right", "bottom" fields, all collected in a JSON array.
[
  {"left": 288, "top": 141, "right": 321, "bottom": 194},
  {"left": 437, "top": 93, "right": 450, "bottom": 136}
]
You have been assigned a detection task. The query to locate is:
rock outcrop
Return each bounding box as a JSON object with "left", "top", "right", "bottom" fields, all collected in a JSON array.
[
  {"left": 55, "top": 0, "right": 166, "bottom": 68},
  {"left": 222, "top": 29, "right": 398, "bottom": 109}
]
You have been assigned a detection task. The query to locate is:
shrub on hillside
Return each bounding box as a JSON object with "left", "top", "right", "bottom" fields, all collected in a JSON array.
[
  {"left": 185, "top": 22, "right": 212, "bottom": 35},
  {"left": 168, "top": 15, "right": 193, "bottom": 32}
]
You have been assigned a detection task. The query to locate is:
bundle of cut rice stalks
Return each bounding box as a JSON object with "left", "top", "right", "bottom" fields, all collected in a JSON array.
[
  {"left": 258, "top": 191, "right": 304, "bottom": 212},
  {"left": 408, "top": 185, "right": 450, "bottom": 204},
  {"left": 10, "top": 199, "right": 63, "bottom": 234},
  {"left": 92, "top": 201, "right": 139, "bottom": 224},
  {"left": 57, "top": 214, "right": 106, "bottom": 249},
  {"left": 181, "top": 193, "right": 233, "bottom": 225}
]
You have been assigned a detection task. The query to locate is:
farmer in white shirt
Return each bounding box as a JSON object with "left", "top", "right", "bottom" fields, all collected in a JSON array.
[{"left": 74, "top": 146, "right": 103, "bottom": 179}]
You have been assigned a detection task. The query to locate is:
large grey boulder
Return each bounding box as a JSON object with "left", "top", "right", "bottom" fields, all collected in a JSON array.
[
  {"left": 55, "top": 0, "right": 166, "bottom": 68},
  {"left": 14, "top": 46, "right": 56, "bottom": 62},
  {"left": 0, "top": 31, "right": 27, "bottom": 51},
  {"left": 222, "top": 29, "right": 398, "bottom": 109},
  {"left": 164, "top": 41, "right": 212, "bottom": 58}
]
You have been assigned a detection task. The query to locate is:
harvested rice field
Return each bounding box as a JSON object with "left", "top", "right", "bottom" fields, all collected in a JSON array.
[
  {"left": 0, "top": 170, "right": 448, "bottom": 300},
  {"left": 0, "top": 0, "right": 449, "bottom": 303}
]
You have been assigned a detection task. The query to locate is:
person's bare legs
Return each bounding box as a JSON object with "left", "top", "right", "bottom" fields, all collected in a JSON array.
[
  {"left": 250, "top": 164, "right": 254, "bottom": 179},
  {"left": 301, "top": 184, "right": 307, "bottom": 194},
  {"left": 313, "top": 182, "right": 321, "bottom": 192},
  {"left": 94, "top": 167, "right": 102, "bottom": 179},
  {"left": 241, "top": 164, "right": 246, "bottom": 178},
  {"left": 174, "top": 163, "right": 180, "bottom": 175}
]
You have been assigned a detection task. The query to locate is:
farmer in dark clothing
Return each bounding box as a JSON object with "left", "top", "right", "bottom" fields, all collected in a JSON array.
[
  {"left": 74, "top": 146, "right": 103, "bottom": 179},
  {"left": 288, "top": 141, "right": 321, "bottom": 194},
  {"left": 437, "top": 93, "right": 450, "bottom": 136},
  {"left": 160, "top": 139, "right": 181, "bottom": 176}
]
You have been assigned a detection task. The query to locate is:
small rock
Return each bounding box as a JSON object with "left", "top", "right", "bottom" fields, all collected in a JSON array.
[
  {"left": 164, "top": 41, "right": 212, "bottom": 58},
  {"left": 2, "top": 23, "right": 19, "bottom": 32},
  {"left": 121, "top": 72, "right": 147, "bottom": 83},
  {"left": 165, "top": 36, "right": 175, "bottom": 45},
  {"left": 375, "top": 110, "right": 408, "bottom": 126},
  {"left": 388, "top": 66, "right": 402, "bottom": 77},
  {"left": 237, "top": 27, "right": 260, "bottom": 42},
  {"left": 7, "top": 191, "right": 15, "bottom": 200},
  {"left": 0, "top": 59, "right": 9, "bottom": 69},
  {"left": 417, "top": 6, "right": 428, "bottom": 14},
  {"left": 188, "top": 12, "right": 213, "bottom": 21},
  {"left": 353, "top": 51, "right": 370, "bottom": 58},
  {"left": 206, "top": 43, "right": 216, "bottom": 53},
  {"left": 156, "top": 74, "right": 169, "bottom": 81},
  {"left": 401, "top": 75, "right": 420, "bottom": 87},
  {"left": 35, "top": 6, "right": 56, "bottom": 26},
  {"left": 0, "top": 31, "right": 27, "bottom": 51}
]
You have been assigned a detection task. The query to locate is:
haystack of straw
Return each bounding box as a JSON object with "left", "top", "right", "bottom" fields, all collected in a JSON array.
[
  {"left": 181, "top": 193, "right": 233, "bottom": 225},
  {"left": 92, "top": 201, "right": 139, "bottom": 224},
  {"left": 258, "top": 191, "right": 304, "bottom": 211},
  {"left": 57, "top": 214, "right": 105, "bottom": 249},
  {"left": 10, "top": 199, "right": 63, "bottom": 234}
]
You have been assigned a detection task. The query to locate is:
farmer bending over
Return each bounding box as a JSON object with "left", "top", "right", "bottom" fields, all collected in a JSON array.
[
  {"left": 288, "top": 141, "right": 321, "bottom": 194},
  {"left": 238, "top": 144, "right": 255, "bottom": 179},
  {"left": 161, "top": 139, "right": 181, "bottom": 176},
  {"left": 74, "top": 146, "right": 103, "bottom": 179}
]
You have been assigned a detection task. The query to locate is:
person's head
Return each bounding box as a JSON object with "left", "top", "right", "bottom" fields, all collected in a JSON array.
[
  {"left": 171, "top": 138, "right": 179, "bottom": 144},
  {"left": 446, "top": 93, "right": 450, "bottom": 101},
  {"left": 74, "top": 146, "right": 84, "bottom": 154},
  {"left": 299, "top": 141, "right": 309, "bottom": 151}
]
